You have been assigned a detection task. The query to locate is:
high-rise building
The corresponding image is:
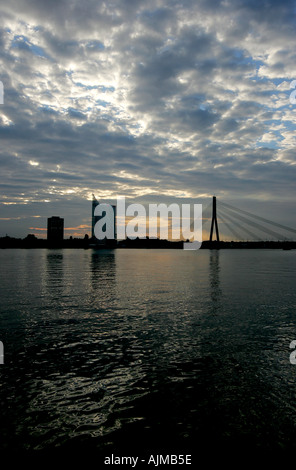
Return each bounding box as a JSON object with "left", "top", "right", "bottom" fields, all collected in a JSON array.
[
  {"left": 92, "top": 195, "right": 99, "bottom": 239},
  {"left": 91, "top": 194, "right": 116, "bottom": 241},
  {"left": 47, "top": 216, "right": 64, "bottom": 241}
]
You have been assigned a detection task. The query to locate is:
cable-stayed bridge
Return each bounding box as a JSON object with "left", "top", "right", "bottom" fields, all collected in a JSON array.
[{"left": 202, "top": 197, "right": 296, "bottom": 247}]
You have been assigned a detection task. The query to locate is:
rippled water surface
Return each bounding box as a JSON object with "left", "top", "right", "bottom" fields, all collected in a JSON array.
[{"left": 1, "top": 248, "right": 296, "bottom": 461}]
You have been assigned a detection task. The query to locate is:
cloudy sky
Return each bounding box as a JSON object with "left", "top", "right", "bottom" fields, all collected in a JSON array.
[{"left": 0, "top": 0, "right": 296, "bottom": 239}]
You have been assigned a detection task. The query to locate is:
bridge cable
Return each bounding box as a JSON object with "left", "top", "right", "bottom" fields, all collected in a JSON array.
[
  {"left": 218, "top": 213, "right": 245, "bottom": 241},
  {"left": 219, "top": 201, "right": 296, "bottom": 235},
  {"left": 218, "top": 204, "right": 288, "bottom": 240},
  {"left": 218, "top": 207, "right": 263, "bottom": 241}
]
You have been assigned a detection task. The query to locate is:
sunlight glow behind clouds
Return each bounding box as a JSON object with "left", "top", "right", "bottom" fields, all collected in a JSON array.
[{"left": 0, "top": 0, "right": 296, "bottom": 237}]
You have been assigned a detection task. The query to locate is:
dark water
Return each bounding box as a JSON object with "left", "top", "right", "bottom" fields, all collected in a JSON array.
[{"left": 1, "top": 248, "right": 296, "bottom": 463}]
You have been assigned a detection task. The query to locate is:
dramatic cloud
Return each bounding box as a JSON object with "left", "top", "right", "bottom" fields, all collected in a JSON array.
[{"left": 0, "top": 0, "right": 295, "bottom": 237}]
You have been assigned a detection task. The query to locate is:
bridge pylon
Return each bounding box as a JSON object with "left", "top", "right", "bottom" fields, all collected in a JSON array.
[{"left": 209, "top": 196, "right": 220, "bottom": 242}]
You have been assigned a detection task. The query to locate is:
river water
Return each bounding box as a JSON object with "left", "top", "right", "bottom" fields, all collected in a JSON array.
[{"left": 1, "top": 248, "right": 296, "bottom": 463}]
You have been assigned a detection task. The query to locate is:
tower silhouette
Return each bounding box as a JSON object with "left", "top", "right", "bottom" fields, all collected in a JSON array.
[
  {"left": 91, "top": 194, "right": 117, "bottom": 243},
  {"left": 209, "top": 196, "right": 220, "bottom": 242},
  {"left": 47, "top": 216, "right": 64, "bottom": 241}
]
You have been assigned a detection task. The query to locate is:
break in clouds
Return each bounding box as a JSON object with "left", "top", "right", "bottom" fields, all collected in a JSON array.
[{"left": 0, "top": 0, "right": 296, "bottom": 237}]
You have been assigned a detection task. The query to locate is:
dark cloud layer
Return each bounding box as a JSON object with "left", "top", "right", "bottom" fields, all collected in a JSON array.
[{"left": 0, "top": 0, "right": 295, "bottom": 237}]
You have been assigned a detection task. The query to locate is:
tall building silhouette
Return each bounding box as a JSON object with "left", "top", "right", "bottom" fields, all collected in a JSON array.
[
  {"left": 92, "top": 195, "right": 100, "bottom": 239},
  {"left": 47, "top": 216, "right": 64, "bottom": 241},
  {"left": 91, "top": 195, "right": 116, "bottom": 241}
]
